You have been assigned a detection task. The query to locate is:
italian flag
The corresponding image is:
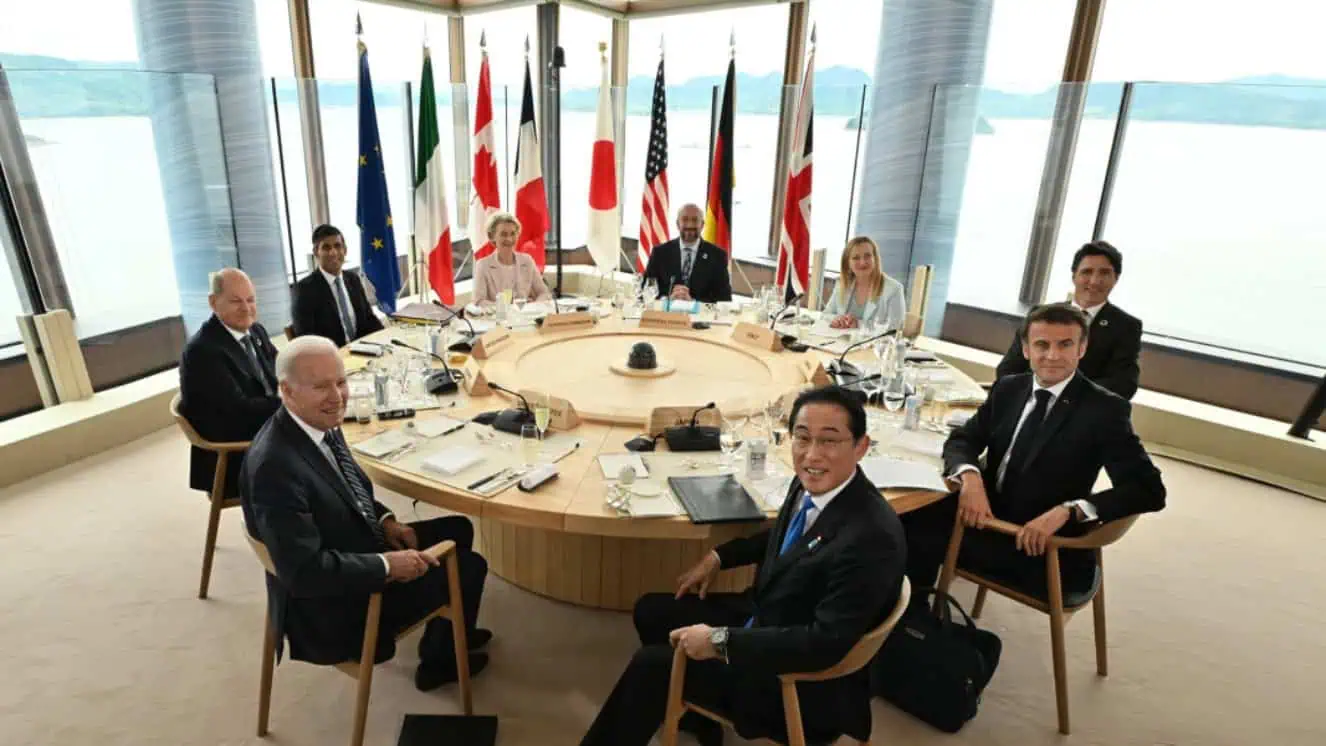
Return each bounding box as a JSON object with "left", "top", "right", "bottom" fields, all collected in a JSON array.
[{"left": 414, "top": 46, "right": 454, "bottom": 305}]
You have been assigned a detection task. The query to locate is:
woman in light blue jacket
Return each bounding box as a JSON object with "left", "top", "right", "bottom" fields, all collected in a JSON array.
[{"left": 823, "top": 235, "right": 906, "bottom": 332}]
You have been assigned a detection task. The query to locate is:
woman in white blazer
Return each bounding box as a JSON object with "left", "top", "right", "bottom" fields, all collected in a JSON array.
[{"left": 823, "top": 236, "right": 906, "bottom": 332}]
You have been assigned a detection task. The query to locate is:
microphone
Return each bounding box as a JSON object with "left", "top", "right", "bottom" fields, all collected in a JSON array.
[
  {"left": 688, "top": 401, "right": 717, "bottom": 429},
  {"left": 476, "top": 381, "right": 536, "bottom": 435},
  {"left": 664, "top": 401, "right": 721, "bottom": 452},
  {"left": 769, "top": 293, "right": 804, "bottom": 330},
  {"left": 434, "top": 303, "right": 477, "bottom": 350},
  {"left": 831, "top": 329, "right": 898, "bottom": 380},
  {"left": 390, "top": 337, "right": 460, "bottom": 394}
]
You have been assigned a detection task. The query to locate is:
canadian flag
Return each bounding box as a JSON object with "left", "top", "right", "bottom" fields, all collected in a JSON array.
[
  {"left": 585, "top": 44, "right": 620, "bottom": 271},
  {"left": 776, "top": 36, "right": 814, "bottom": 301},
  {"left": 469, "top": 39, "right": 501, "bottom": 259},
  {"left": 513, "top": 53, "right": 548, "bottom": 271}
]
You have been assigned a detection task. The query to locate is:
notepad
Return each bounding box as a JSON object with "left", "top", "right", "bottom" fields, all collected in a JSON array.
[
  {"left": 598, "top": 453, "right": 649, "bottom": 480},
  {"left": 892, "top": 430, "right": 946, "bottom": 459},
  {"left": 861, "top": 457, "right": 948, "bottom": 492},
  {"left": 419, "top": 447, "right": 486, "bottom": 476},
  {"left": 412, "top": 416, "right": 467, "bottom": 438},
  {"left": 351, "top": 430, "right": 413, "bottom": 458}
]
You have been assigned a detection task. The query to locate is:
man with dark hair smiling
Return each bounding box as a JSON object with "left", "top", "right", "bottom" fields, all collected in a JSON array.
[
  {"left": 996, "top": 240, "right": 1143, "bottom": 400},
  {"left": 291, "top": 224, "right": 385, "bottom": 347},
  {"left": 580, "top": 385, "right": 906, "bottom": 746},
  {"left": 905, "top": 303, "right": 1166, "bottom": 603}
]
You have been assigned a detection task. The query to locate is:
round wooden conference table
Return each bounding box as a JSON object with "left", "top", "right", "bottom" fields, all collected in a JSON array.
[{"left": 345, "top": 307, "right": 984, "bottom": 612}]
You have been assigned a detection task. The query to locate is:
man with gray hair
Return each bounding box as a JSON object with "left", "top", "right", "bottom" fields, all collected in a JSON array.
[
  {"left": 240, "top": 337, "right": 491, "bottom": 690},
  {"left": 640, "top": 203, "right": 732, "bottom": 304},
  {"left": 178, "top": 267, "right": 280, "bottom": 498}
]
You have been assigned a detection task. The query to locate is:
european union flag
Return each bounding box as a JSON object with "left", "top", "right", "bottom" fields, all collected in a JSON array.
[{"left": 356, "top": 35, "right": 401, "bottom": 313}]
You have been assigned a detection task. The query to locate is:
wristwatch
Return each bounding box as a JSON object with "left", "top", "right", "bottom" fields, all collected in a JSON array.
[{"left": 709, "top": 626, "right": 730, "bottom": 664}]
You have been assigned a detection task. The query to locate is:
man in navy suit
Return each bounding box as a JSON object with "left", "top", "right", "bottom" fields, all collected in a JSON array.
[
  {"left": 291, "top": 224, "right": 385, "bottom": 347},
  {"left": 641, "top": 204, "right": 733, "bottom": 304},
  {"left": 580, "top": 386, "right": 905, "bottom": 746},
  {"left": 178, "top": 268, "right": 280, "bottom": 497}
]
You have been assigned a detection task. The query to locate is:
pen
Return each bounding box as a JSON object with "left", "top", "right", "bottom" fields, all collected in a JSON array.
[{"left": 467, "top": 468, "right": 508, "bottom": 491}]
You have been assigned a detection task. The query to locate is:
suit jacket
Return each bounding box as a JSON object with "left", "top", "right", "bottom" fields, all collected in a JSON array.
[
  {"left": 641, "top": 238, "right": 733, "bottom": 304},
  {"left": 178, "top": 314, "right": 280, "bottom": 497},
  {"left": 712, "top": 468, "right": 906, "bottom": 742},
  {"left": 943, "top": 372, "right": 1166, "bottom": 528},
  {"left": 472, "top": 252, "right": 552, "bottom": 304},
  {"left": 241, "top": 407, "right": 393, "bottom": 665},
  {"left": 822, "top": 275, "right": 907, "bottom": 332},
  {"left": 291, "top": 270, "right": 385, "bottom": 348},
  {"left": 996, "top": 302, "right": 1143, "bottom": 400}
]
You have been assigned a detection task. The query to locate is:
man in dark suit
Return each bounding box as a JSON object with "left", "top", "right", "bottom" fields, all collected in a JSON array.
[
  {"left": 178, "top": 268, "right": 280, "bottom": 497},
  {"left": 580, "top": 386, "right": 906, "bottom": 746},
  {"left": 291, "top": 224, "right": 385, "bottom": 347},
  {"left": 240, "top": 336, "right": 491, "bottom": 691},
  {"left": 996, "top": 241, "right": 1143, "bottom": 400},
  {"left": 641, "top": 203, "right": 733, "bottom": 304},
  {"left": 905, "top": 303, "right": 1166, "bottom": 600}
]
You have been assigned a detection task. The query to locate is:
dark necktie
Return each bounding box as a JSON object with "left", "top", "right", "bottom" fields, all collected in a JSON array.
[
  {"left": 333, "top": 275, "right": 357, "bottom": 340},
  {"left": 241, "top": 335, "right": 273, "bottom": 395},
  {"left": 324, "top": 430, "right": 387, "bottom": 549},
  {"left": 1002, "top": 389, "right": 1053, "bottom": 489},
  {"left": 680, "top": 248, "right": 694, "bottom": 285}
]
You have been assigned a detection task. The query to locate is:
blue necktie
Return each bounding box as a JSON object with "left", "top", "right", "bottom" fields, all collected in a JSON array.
[{"left": 747, "top": 494, "right": 815, "bottom": 628}]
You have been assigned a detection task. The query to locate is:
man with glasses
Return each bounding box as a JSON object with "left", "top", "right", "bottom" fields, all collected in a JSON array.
[
  {"left": 291, "top": 224, "right": 385, "bottom": 347},
  {"left": 179, "top": 268, "right": 280, "bottom": 498},
  {"left": 580, "top": 386, "right": 906, "bottom": 746}
]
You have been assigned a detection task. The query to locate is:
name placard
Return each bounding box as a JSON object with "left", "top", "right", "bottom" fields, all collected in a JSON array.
[
  {"left": 461, "top": 357, "right": 491, "bottom": 396},
  {"left": 469, "top": 327, "right": 512, "bottom": 360},
  {"left": 519, "top": 389, "right": 582, "bottom": 430},
  {"left": 731, "top": 322, "right": 782, "bottom": 352},
  {"left": 639, "top": 310, "right": 692, "bottom": 330},
  {"left": 539, "top": 310, "right": 596, "bottom": 333},
  {"left": 645, "top": 405, "right": 722, "bottom": 437},
  {"left": 800, "top": 358, "right": 832, "bottom": 386}
]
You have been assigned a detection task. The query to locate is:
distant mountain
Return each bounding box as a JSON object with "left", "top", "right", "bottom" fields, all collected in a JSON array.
[{"left": 5, "top": 52, "right": 1326, "bottom": 130}]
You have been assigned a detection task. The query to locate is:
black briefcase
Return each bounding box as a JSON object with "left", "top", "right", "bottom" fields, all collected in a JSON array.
[{"left": 870, "top": 589, "right": 1001, "bottom": 733}]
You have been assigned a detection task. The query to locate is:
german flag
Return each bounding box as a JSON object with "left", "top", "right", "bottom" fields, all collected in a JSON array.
[{"left": 703, "top": 57, "right": 735, "bottom": 254}]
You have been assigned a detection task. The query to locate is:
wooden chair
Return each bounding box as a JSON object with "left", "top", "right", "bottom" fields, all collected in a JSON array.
[
  {"left": 245, "top": 532, "right": 473, "bottom": 746},
  {"left": 169, "top": 393, "right": 250, "bottom": 599},
  {"left": 283, "top": 324, "right": 295, "bottom": 341},
  {"left": 936, "top": 515, "right": 1141, "bottom": 734},
  {"left": 661, "top": 578, "right": 911, "bottom": 746}
]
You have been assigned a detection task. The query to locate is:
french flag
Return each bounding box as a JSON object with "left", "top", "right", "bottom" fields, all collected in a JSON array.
[{"left": 513, "top": 49, "right": 548, "bottom": 270}]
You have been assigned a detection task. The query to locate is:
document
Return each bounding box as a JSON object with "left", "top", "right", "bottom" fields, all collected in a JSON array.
[
  {"left": 598, "top": 453, "right": 650, "bottom": 480},
  {"left": 351, "top": 430, "right": 413, "bottom": 458},
  {"left": 412, "top": 415, "right": 467, "bottom": 438},
  {"left": 861, "top": 457, "right": 949, "bottom": 492},
  {"left": 419, "top": 446, "right": 486, "bottom": 476}
]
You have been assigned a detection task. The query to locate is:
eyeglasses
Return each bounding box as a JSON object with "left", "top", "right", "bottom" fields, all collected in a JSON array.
[{"left": 790, "top": 433, "right": 852, "bottom": 450}]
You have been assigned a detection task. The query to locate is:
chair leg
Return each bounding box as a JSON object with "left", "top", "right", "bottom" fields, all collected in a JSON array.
[
  {"left": 258, "top": 615, "right": 277, "bottom": 737},
  {"left": 660, "top": 646, "right": 688, "bottom": 746},
  {"left": 935, "top": 518, "right": 966, "bottom": 614},
  {"left": 444, "top": 552, "right": 473, "bottom": 715},
  {"left": 780, "top": 681, "right": 806, "bottom": 746},
  {"left": 351, "top": 595, "right": 383, "bottom": 746},
  {"left": 971, "top": 586, "right": 988, "bottom": 619},
  {"left": 199, "top": 453, "right": 228, "bottom": 599},
  {"left": 1046, "top": 550, "right": 1071, "bottom": 735},
  {"left": 1093, "top": 549, "right": 1108, "bottom": 677}
]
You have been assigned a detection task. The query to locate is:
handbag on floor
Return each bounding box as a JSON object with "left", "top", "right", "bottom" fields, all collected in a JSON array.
[{"left": 869, "top": 588, "right": 1002, "bottom": 733}]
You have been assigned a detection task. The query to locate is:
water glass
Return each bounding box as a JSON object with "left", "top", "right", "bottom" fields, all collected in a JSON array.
[
  {"left": 353, "top": 395, "right": 373, "bottom": 425},
  {"left": 883, "top": 372, "right": 907, "bottom": 413},
  {"left": 520, "top": 424, "right": 540, "bottom": 466},
  {"left": 720, "top": 415, "right": 746, "bottom": 467}
]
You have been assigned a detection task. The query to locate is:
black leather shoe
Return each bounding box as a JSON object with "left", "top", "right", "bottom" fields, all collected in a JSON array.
[
  {"left": 414, "top": 652, "right": 489, "bottom": 692},
  {"left": 467, "top": 628, "right": 493, "bottom": 650},
  {"left": 679, "top": 712, "right": 723, "bottom": 746}
]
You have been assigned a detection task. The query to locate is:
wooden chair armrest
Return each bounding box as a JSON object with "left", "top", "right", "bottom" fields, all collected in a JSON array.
[
  {"left": 208, "top": 440, "right": 252, "bottom": 453},
  {"left": 978, "top": 381, "right": 994, "bottom": 391},
  {"left": 422, "top": 540, "right": 457, "bottom": 562},
  {"left": 975, "top": 517, "right": 1022, "bottom": 536},
  {"left": 1049, "top": 515, "right": 1140, "bottom": 550}
]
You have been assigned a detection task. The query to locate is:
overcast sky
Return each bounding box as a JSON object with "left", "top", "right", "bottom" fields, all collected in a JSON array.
[{"left": 2, "top": 0, "right": 1324, "bottom": 91}]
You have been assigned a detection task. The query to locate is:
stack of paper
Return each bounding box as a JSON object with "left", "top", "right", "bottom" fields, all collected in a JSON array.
[
  {"left": 861, "top": 457, "right": 948, "bottom": 492},
  {"left": 351, "top": 430, "right": 413, "bottom": 458},
  {"left": 598, "top": 453, "right": 649, "bottom": 480},
  {"left": 420, "top": 447, "right": 486, "bottom": 476},
  {"left": 412, "top": 416, "right": 467, "bottom": 438}
]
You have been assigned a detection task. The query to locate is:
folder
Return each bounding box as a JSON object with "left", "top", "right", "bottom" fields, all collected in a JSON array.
[{"left": 667, "top": 475, "right": 766, "bottom": 524}]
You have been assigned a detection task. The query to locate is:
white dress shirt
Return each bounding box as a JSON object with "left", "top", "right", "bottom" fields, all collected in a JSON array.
[
  {"left": 1074, "top": 299, "right": 1105, "bottom": 323},
  {"left": 320, "top": 268, "right": 355, "bottom": 341},
  {"left": 286, "top": 409, "right": 393, "bottom": 575},
  {"left": 800, "top": 472, "right": 854, "bottom": 534},
  {"left": 950, "top": 372, "right": 1098, "bottom": 521}
]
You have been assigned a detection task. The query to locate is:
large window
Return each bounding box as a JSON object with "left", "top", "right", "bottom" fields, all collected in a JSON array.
[
  {"left": 0, "top": 208, "right": 27, "bottom": 349},
  {"left": 622, "top": 3, "right": 788, "bottom": 262},
  {"left": 557, "top": 5, "right": 614, "bottom": 250}
]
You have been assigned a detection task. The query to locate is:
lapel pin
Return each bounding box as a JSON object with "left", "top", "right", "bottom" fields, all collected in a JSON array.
[
  {"left": 807, "top": 536, "right": 822, "bottom": 552},
  {"left": 1099, "top": 319, "right": 1109, "bottom": 327}
]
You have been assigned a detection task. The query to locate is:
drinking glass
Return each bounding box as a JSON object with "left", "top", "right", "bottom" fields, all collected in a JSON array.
[
  {"left": 534, "top": 392, "right": 552, "bottom": 440},
  {"left": 883, "top": 371, "right": 907, "bottom": 413},
  {"left": 720, "top": 414, "right": 746, "bottom": 467},
  {"left": 520, "top": 424, "right": 541, "bottom": 466},
  {"left": 765, "top": 399, "right": 789, "bottom": 446},
  {"left": 353, "top": 394, "right": 373, "bottom": 425}
]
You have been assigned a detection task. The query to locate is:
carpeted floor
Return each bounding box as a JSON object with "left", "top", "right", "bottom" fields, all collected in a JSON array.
[{"left": 1, "top": 426, "right": 1323, "bottom": 746}]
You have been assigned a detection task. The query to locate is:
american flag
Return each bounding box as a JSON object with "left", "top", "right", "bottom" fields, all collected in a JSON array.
[{"left": 637, "top": 56, "right": 670, "bottom": 272}]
